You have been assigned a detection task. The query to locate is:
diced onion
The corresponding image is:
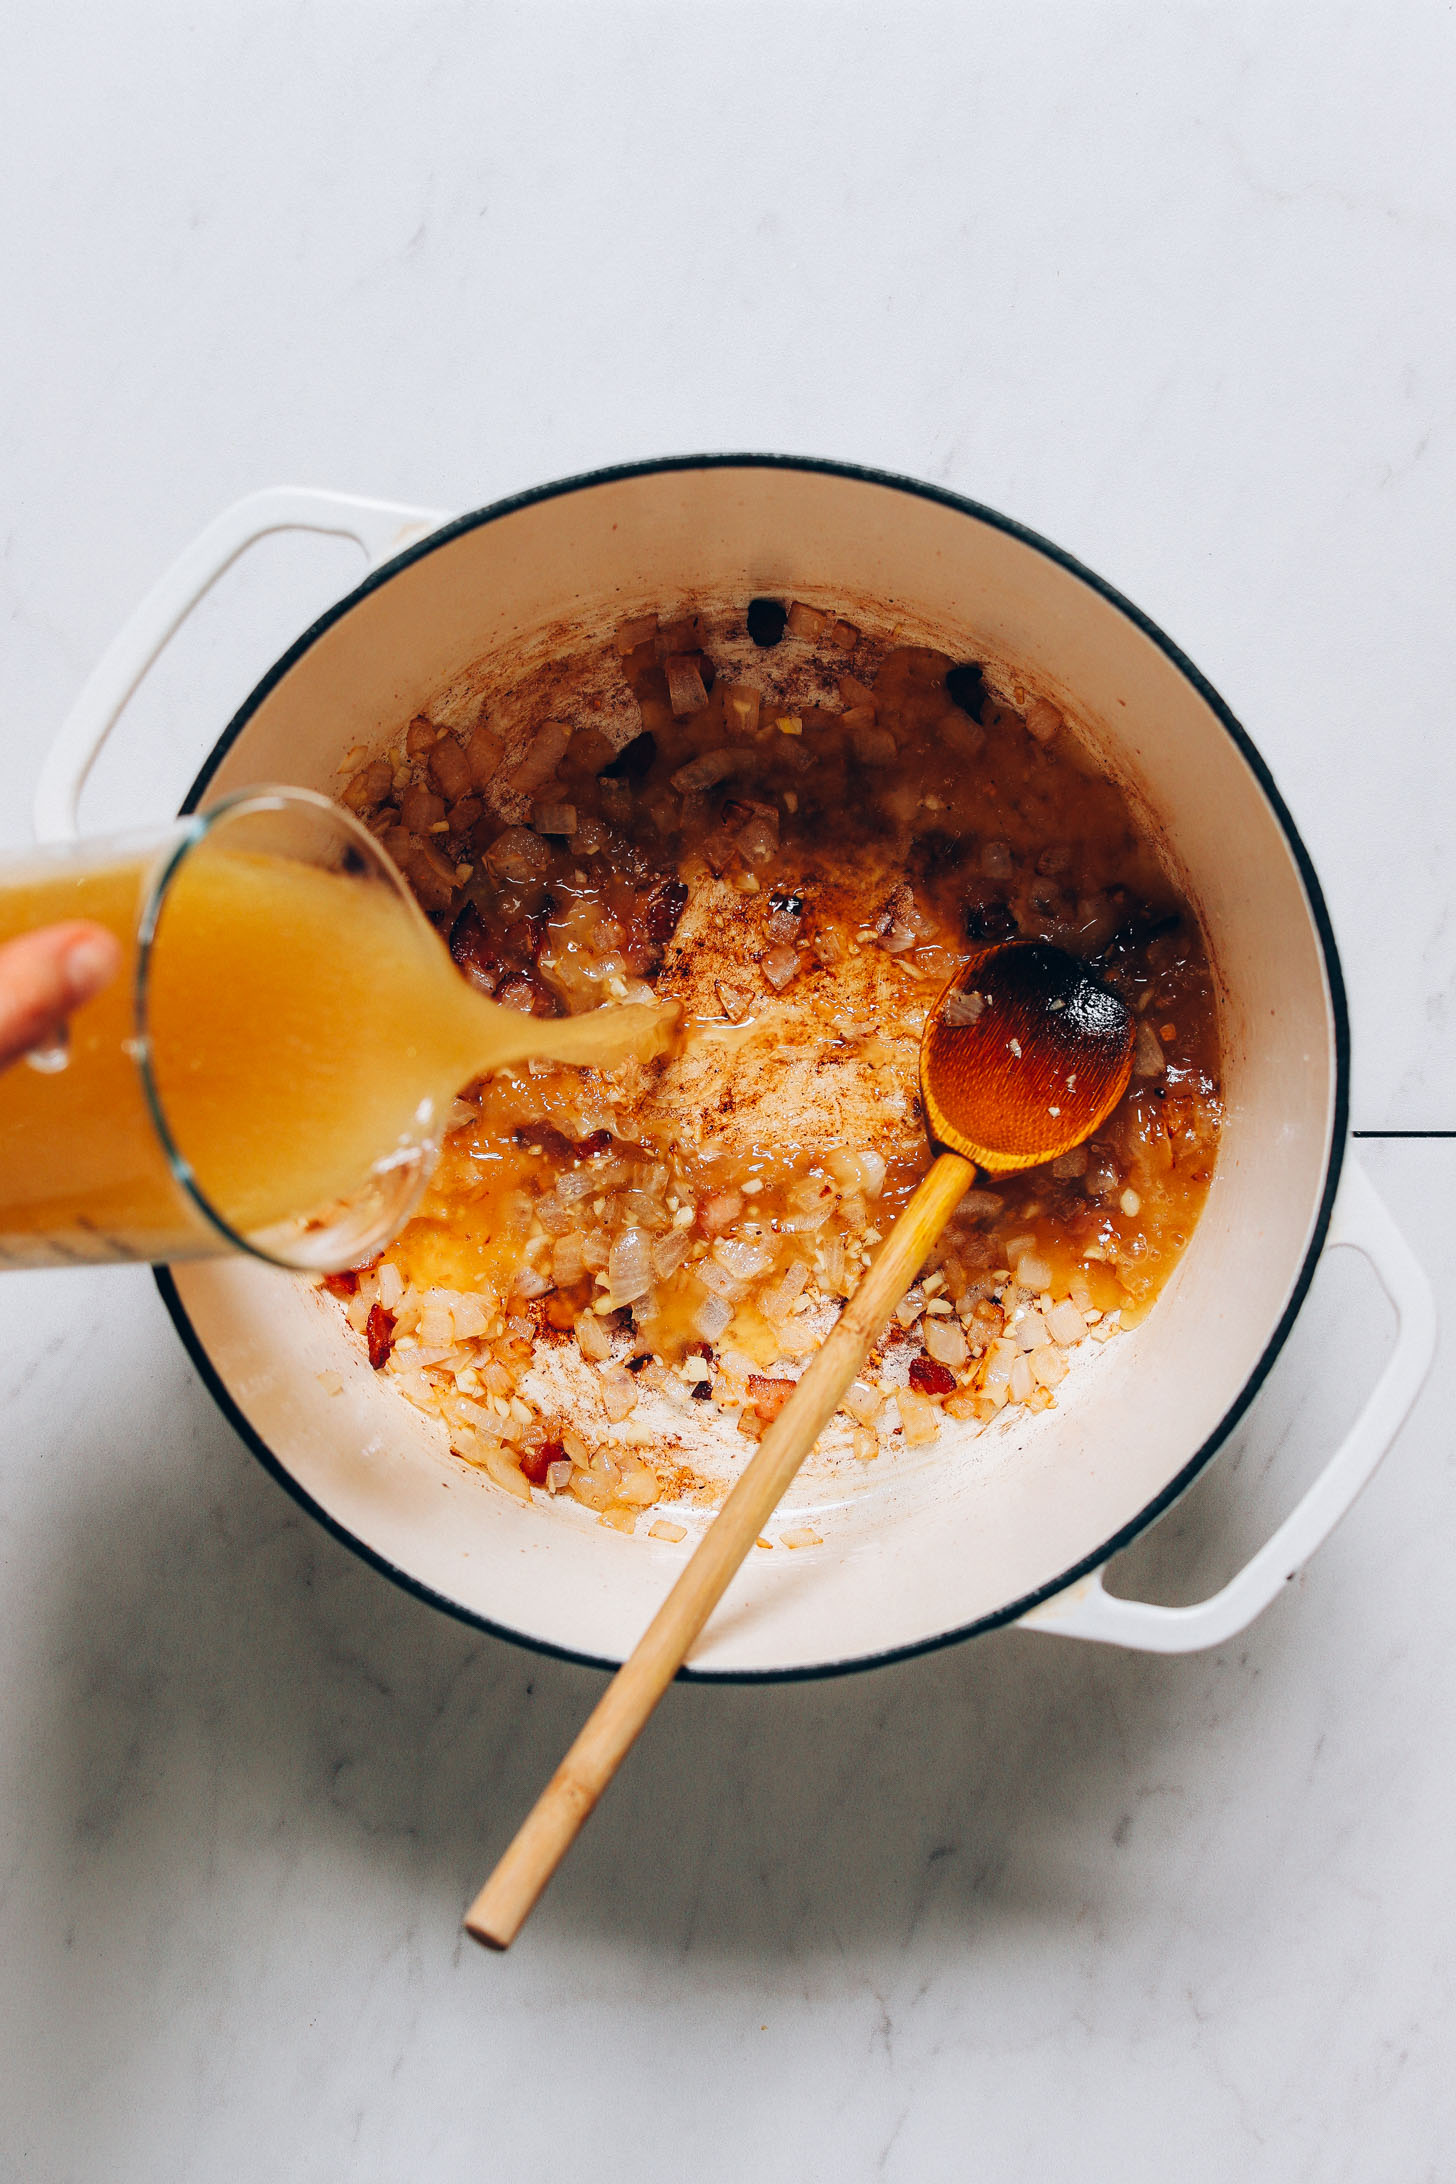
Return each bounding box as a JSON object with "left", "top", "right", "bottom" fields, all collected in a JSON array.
[
  {"left": 619, "top": 1189, "right": 669, "bottom": 1232},
  {"left": 599, "top": 1364, "right": 639, "bottom": 1422},
  {"left": 1025, "top": 697, "right": 1062, "bottom": 745},
  {"left": 670, "top": 748, "right": 754, "bottom": 794},
  {"left": 852, "top": 723, "right": 897, "bottom": 767},
  {"left": 759, "top": 1260, "right": 810, "bottom": 1322},
  {"left": 1134, "top": 1019, "right": 1166, "bottom": 1077},
  {"left": 761, "top": 943, "right": 800, "bottom": 991},
  {"left": 486, "top": 827, "right": 552, "bottom": 883},
  {"left": 943, "top": 988, "right": 985, "bottom": 1026},
  {"left": 982, "top": 1339, "right": 1017, "bottom": 1393},
  {"left": 736, "top": 813, "right": 778, "bottom": 866},
  {"left": 651, "top": 1228, "right": 691, "bottom": 1280},
  {"left": 722, "top": 683, "right": 761, "bottom": 735},
  {"left": 896, "top": 1389, "right": 941, "bottom": 1445},
  {"left": 699, "top": 1190, "right": 744, "bottom": 1234},
  {"left": 665, "top": 655, "right": 709, "bottom": 716},
  {"left": 607, "top": 1228, "right": 652, "bottom": 1304},
  {"left": 450, "top": 1294, "right": 491, "bottom": 1339},
  {"left": 924, "top": 1317, "right": 968, "bottom": 1369},
  {"left": 1084, "top": 1156, "right": 1120, "bottom": 1199},
  {"left": 615, "top": 612, "right": 658, "bottom": 655},
  {"left": 1014, "top": 1308, "right": 1051, "bottom": 1351},
  {"left": 616, "top": 1456, "right": 660, "bottom": 1505},
  {"left": 508, "top": 720, "right": 571, "bottom": 795},
  {"left": 959, "top": 1189, "right": 1003, "bottom": 1222},
  {"left": 1032, "top": 1345, "right": 1069, "bottom": 1388},
  {"left": 694, "top": 1293, "right": 733, "bottom": 1342},
  {"left": 713, "top": 1236, "right": 775, "bottom": 1282},
  {"left": 482, "top": 1446, "right": 533, "bottom": 1503},
  {"left": 576, "top": 1313, "right": 614, "bottom": 1361},
  {"left": 1045, "top": 1301, "right": 1087, "bottom": 1345},
  {"left": 842, "top": 1379, "right": 883, "bottom": 1426}
]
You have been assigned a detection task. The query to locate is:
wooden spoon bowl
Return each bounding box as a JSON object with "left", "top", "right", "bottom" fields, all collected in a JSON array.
[{"left": 922, "top": 942, "right": 1135, "bottom": 1173}]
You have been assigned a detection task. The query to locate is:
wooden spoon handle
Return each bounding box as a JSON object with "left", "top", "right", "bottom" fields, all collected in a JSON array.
[{"left": 464, "top": 1148, "right": 977, "bottom": 1949}]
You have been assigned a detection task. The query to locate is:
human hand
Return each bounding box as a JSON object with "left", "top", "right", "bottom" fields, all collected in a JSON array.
[{"left": 0, "top": 922, "right": 122, "bottom": 1071}]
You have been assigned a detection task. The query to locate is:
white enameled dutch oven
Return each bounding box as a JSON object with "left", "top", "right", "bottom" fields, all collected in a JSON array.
[{"left": 34, "top": 459, "right": 1436, "bottom": 1676}]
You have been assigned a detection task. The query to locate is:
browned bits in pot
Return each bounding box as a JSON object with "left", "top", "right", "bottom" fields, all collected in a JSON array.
[{"left": 366, "top": 1302, "right": 395, "bottom": 1370}]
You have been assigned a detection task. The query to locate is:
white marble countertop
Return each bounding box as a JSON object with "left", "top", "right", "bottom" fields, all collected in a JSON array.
[{"left": 2, "top": 5, "right": 1454, "bottom": 2177}]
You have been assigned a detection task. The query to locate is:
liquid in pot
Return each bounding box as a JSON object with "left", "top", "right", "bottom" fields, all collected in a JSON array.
[{"left": 330, "top": 597, "right": 1222, "bottom": 1537}]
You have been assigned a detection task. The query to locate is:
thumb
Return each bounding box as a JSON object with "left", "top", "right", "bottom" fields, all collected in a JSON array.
[{"left": 0, "top": 922, "right": 123, "bottom": 1071}]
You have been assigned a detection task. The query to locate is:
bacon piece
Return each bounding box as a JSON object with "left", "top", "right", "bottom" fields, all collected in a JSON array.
[
  {"left": 514, "top": 1122, "right": 575, "bottom": 1162},
  {"left": 519, "top": 1437, "right": 563, "bottom": 1487},
  {"left": 321, "top": 1270, "right": 359, "bottom": 1298},
  {"left": 644, "top": 878, "right": 688, "bottom": 945},
  {"left": 623, "top": 876, "right": 689, "bottom": 974},
  {"left": 366, "top": 1303, "right": 395, "bottom": 1370},
  {"left": 746, "top": 1375, "right": 796, "bottom": 1422},
  {"left": 448, "top": 903, "right": 507, "bottom": 994},
  {"left": 908, "top": 1355, "right": 956, "bottom": 1397}
]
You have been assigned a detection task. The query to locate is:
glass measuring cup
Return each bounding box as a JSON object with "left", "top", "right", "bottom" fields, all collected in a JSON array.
[{"left": 0, "top": 787, "right": 443, "bottom": 1271}]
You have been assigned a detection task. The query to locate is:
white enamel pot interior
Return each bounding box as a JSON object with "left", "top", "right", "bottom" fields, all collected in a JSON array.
[{"left": 158, "top": 458, "right": 1347, "bottom": 1678}]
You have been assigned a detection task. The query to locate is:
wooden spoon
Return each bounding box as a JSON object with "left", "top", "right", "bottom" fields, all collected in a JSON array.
[{"left": 465, "top": 940, "right": 1134, "bottom": 1949}]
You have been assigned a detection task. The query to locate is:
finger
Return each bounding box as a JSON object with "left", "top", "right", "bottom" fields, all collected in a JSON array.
[{"left": 0, "top": 922, "right": 123, "bottom": 1070}]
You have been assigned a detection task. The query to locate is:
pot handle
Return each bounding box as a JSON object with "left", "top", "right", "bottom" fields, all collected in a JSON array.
[
  {"left": 1017, "top": 1157, "right": 1435, "bottom": 1653},
  {"left": 32, "top": 486, "right": 453, "bottom": 841}
]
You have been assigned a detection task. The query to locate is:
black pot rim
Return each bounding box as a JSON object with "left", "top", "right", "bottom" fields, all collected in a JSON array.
[{"left": 154, "top": 451, "right": 1350, "bottom": 1684}]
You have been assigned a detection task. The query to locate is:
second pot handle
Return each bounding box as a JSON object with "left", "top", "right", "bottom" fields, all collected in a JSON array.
[
  {"left": 32, "top": 486, "right": 453, "bottom": 841},
  {"left": 1017, "top": 1157, "right": 1434, "bottom": 1653}
]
